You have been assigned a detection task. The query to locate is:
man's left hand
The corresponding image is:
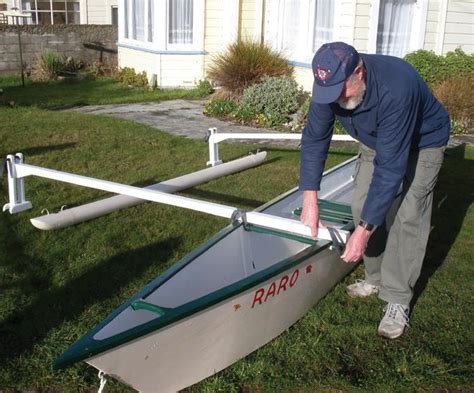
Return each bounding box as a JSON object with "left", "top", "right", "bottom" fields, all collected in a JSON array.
[{"left": 341, "top": 225, "right": 372, "bottom": 263}]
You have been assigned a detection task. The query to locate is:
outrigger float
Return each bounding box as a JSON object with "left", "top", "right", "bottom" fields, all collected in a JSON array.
[{"left": 2, "top": 131, "right": 357, "bottom": 392}]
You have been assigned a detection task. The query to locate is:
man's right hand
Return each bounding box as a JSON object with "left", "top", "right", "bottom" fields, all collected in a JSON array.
[{"left": 300, "top": 190, "right": 322, "bottom": 239}]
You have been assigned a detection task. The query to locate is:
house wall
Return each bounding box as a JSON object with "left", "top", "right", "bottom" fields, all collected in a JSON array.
[
  {"left": 240, "top": 0, "right": 257, "bottom": 40},
  {"left": 443, "top": 0, "right": 474, "bottom": 53},
  {"left": 81, "top": 0, "right": 118, "bottom": 25},
  {"left": 119, "top": 47, "right": 204, "bottom": 88},
  {"left": 116, "top": 0, "right": 473, "bottom": 90},
  {"left": 353, "top": 0, "right": 372, "bottom": 52}
]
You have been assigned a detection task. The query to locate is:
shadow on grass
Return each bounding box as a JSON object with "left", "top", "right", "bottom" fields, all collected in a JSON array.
[
  {"left": 412, "top": 144, "right": 473, "bottom": 307},
  {"left": 0, "top": 213, "right": 181, "bottom": 366},
  {"left": 18, "top": 143, "right": 77, "bottom": 156}
]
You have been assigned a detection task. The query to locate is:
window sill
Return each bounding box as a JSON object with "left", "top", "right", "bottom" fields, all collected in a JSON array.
[{"left": 118, "top": 42, "right": 206, "bottom": 55}]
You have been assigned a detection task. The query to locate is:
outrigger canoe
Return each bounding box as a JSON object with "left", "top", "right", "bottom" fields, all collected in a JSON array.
[
  {"left": 54, "top": 158, "right": 356, "bottom": 391},
  {"left": 3, "top": 151, "right": 357, "bottom": 392}
]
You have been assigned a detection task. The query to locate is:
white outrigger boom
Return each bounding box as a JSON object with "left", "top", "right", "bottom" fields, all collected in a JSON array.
[
  {"left": 205, "top": 127, "right": 356, "bottom": 166},
  {"left": 3, "top": 153, "right": 349, "bottom": 243},
  {"left": 29, "top": 152, "right": 267, "bottom": 230}
]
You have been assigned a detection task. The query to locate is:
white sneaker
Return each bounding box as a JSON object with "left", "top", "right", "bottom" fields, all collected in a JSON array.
[
  {"left": 346, "top": 279, "right": 380, "bottom": 298},
  {"left": 378, "top": 303, "right": 410, "bottom": 339}
]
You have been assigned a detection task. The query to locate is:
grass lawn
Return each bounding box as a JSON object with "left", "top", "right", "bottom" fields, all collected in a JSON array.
[
  {"left": 0, "top": 103, "right": 472, "bottom": 391},
  {"left": 0, "top": 75, "right": 209, "bottom": 109}
]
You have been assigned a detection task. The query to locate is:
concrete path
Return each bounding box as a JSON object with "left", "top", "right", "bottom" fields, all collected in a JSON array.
[
  {"left": 69, "top": 99, "right": 471, "bottom": 148},
  {"left": 69, "top": 99, "right": 303, "bottom": 148}
]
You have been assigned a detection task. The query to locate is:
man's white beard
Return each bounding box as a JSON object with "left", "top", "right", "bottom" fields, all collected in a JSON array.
[{"left": 337, "top": 82, "right": 366, "bottom": 110}]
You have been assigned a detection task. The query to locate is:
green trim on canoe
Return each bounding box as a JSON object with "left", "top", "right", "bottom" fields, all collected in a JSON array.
[
  {"left": 53, "top": 222, "right": 330, "bottom": 370},
  {"left": 131, "top": 300, "right": 171, "bottom": 316},
  {"left": 54, "top": 157, "right": 358, "bottom": 371}
]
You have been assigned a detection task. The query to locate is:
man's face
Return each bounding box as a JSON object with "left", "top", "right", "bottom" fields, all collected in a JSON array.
[{"left": 336, "top": 66, "right": 366, "bottom": 110}]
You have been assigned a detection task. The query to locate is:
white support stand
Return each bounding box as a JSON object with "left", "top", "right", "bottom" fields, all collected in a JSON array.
[
  {"left": 2, "top": 154, "right": 349, "bottom": 244},
  {"left": 206, "top": 127, "right": 223, "bottom": 166},
  {"left": 3, "top": 154, "right": 32, "bottom": 214},
  {"left": 205, "top": 128, "right": 356, "bottom": 166}
]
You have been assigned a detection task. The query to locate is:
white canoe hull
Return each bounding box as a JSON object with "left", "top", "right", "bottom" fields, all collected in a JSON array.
[{"left": 87, "top": 246, "right": 353, "bottom": 392}]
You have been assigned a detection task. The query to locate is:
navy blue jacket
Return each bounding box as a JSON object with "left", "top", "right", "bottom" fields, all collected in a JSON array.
[{"left": 299, "top": 54, "right": 450, "bottom": 226}]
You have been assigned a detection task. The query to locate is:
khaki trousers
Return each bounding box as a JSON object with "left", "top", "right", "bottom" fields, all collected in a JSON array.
[{"left": 351, "top": 143, "right": 445, "bottom": 306}]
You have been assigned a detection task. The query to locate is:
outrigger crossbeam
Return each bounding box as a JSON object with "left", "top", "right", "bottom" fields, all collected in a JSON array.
[
  {"left": 3, "top": 153, "right": 349, "bottom": 243},
  {"left": 205, "top": 127, "right": 357, "bottom": 166}
]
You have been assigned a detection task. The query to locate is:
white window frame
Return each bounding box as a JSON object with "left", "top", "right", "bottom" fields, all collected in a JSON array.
[
  {"left": 119, "top": 0, "right": 204, "bottom": 53},
  {"left": 368, "top": 0, "right": 428, "bottom": 57},
  {"left": 265, "top": 0, "right": 341, "bottom": 64}
]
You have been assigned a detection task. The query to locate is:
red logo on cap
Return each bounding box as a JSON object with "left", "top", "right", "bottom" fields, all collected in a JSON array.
[{"left": 315, "top": 67, "right": 330, "bottom": 81}]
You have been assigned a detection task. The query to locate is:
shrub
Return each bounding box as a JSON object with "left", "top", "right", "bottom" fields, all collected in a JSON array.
[
  {"left": 35, "top": 51, "right": 64, "bottom": 81},
  {"left": 203, "top": 99, "right": 237, "bottom": 117},
  {"left": 207, "top": 39, "right": 293, "bottom": 100},
  {"left": 236, "top": 76, "right": 303, "bottom": 127},
  {"left": 116, "top": 67, "right": 148, "bottom": 88},
  {"left": 405, "top": 48, "right": 474, "bottom": 87},
  {"left": 195, "top": 79, "right": 214, "bottom": 96},
  {"left": 433, "top": 75, "right": 473, "bottom": 135}
]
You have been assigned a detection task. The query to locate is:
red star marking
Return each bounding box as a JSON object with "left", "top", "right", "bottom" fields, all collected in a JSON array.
[{"left": 306, "top": 265, "right": 313, "bottom": 274}]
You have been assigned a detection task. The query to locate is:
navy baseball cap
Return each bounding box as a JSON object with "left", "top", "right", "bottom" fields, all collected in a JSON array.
[{"left": 311, "top": 42, "right": 360, "bottom": 104}]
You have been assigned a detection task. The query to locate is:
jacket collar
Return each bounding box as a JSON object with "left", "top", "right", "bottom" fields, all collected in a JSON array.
[{"left": 352, "top": 54, "right": 378, "bottom": 114}]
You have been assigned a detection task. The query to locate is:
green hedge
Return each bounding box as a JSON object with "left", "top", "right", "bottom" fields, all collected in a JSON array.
[{"left": 404, "top": 48, "right": 474, "bottom": 87}]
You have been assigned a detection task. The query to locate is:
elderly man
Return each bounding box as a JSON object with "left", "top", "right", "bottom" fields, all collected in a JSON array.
[{"left": 300, "top": 42, "right": 450, "bottom": 339}]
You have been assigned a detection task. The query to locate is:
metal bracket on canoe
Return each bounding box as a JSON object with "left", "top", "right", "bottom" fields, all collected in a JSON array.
[
  {"left": 2, "top": 153, "right": 32, "bottom": 214},
  {"left": 327, "top": 226, "right": 345, "bottom": 256},
  {"left": 230, "top": 208, "right": 248, "bottom": 229}
]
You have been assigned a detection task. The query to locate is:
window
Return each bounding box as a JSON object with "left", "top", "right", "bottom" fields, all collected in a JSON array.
[
  {"left": 169, "top": 0, "right": 193, "bottom": 44},
  {"left": 111, "top": 6, "right": 118, "bottom": 26},
  {"left": 120, "top": 0, "right": 203, "bottom": 51},
  {"left": 369, "top": 0, "right": 428, "bottom": 58},
  {"left": 21, "top": 0, "right": 80, "bottom": 25},
  {"left": 265, "top": 0, "right": 337, "bottom": 63},
  {"left": 377, "top": 0, "right": 415, "bottom": 57}
]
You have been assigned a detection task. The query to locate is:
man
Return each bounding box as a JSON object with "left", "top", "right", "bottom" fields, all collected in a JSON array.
[{"left": 299, "top": 42, "right": 450, "bottom": 339}]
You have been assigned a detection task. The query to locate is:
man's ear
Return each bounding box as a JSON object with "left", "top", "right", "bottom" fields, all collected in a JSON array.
[{"left": 355, "top": 65, "right": 365, "bottom": 81}]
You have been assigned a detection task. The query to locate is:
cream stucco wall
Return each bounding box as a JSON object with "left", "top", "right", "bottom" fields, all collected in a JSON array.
[{"left": 119, "top": 47, "right": 205, "bottom": 88}]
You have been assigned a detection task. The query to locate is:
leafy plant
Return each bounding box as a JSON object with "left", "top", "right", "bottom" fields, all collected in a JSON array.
[
  {"left": 434, "top": 75, "right": 473, "bottom": 135},
  {"left": 207, "top": 39, "right": 293, "bottom": 100},
  {"left": 405, "top": 48, "right": 474, "bottom": 87},
  {"left": 236, "top": 76, "right": 304, "bottom": 127},
  {"left": 116, "top": 67, "right": 149, "bottom": 88},
  {"left": 195, "top": 79, "right": 214, "bottom": 96},
  {"left": 35, "top": 51, "right": 64, "bottom": 81},
  {"left": 203, "top": 99, "right": 237, "bottom": 117}
]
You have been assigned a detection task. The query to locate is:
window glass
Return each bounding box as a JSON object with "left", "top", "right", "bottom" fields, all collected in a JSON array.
[
  {"left": 376, "top": 0, "right": 416, "bottom": 57},
  {"left": 134, "top": 0, "right": 145, "bottom": 41},
  {"left": 313, "top": 0, "right": 334, "bottom": 52},
  {"left": 53, "top": 11, "right": 66, "bottom": 24},
  {"left": 67, "top": 11, "right": 80, "bottom": 24},
  {"left": 124, "top": 0, "right": 129, "bottom": 38},
  {"left": 148, "top": 0, "right": 154, "bottom": 42},
  {"left": 266, "top": 0, "right": 335, "bottom": 63},
  {"left": 37, "top": 12, "right": 52, "bottom": 24},
  {"left": 112, "top": 6, "right": 118, "bottom": 26},
  {"left": 37, "top": 2, "right": 51, "bottom": 11},
  {"left": 168, "top": 0, "right": 193, "bottom": 44}
]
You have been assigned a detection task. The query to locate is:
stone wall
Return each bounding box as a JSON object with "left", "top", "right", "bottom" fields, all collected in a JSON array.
[{"left": 0, "top": 25, "right": 117, "bottom": 75}]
